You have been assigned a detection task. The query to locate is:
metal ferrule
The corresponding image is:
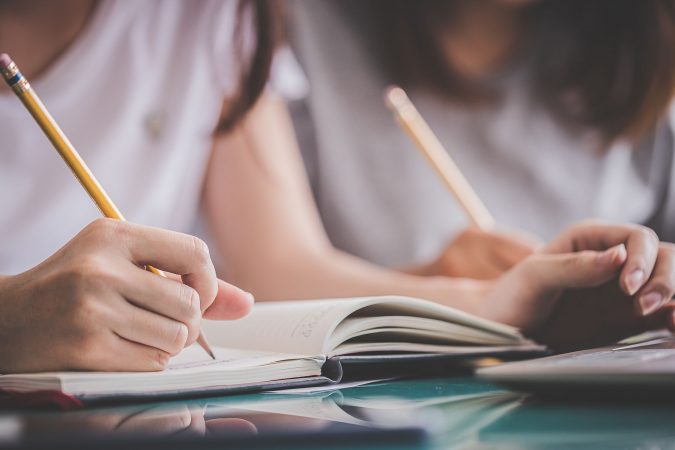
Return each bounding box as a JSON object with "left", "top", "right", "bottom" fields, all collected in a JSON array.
[
  {"left": 11, "top": 77, "right": 31, "bottom": 94},
  {"left": 0, "top": 61, "right": 18, "bottom": 80},
  {"left": 1, "top": 62, "right": 30, "bottom": 94}
]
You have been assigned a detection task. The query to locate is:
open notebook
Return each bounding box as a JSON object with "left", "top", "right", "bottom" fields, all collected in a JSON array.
[{"left": 0, "top": 296, "right": 543, "bottom": 401}]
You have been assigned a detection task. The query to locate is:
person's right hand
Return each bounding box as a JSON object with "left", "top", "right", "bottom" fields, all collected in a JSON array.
[
  {"left": 0, "top": 219, "right": 254, "bottom": 373},
  {"left": 423, "top": 227, "right": 541, "bottom": 280}
]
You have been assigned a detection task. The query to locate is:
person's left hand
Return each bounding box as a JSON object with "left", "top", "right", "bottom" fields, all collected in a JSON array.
[
  {"left": 531, "top": 222, "right": 675, "bottom": 351},
  {"left": 481, "top": 221, "right": 675, "bottom": 352}
]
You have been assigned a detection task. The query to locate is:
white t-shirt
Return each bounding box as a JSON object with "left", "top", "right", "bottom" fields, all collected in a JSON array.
[{"left": 0, "top": 0, "right": 242, "bottom": 274}]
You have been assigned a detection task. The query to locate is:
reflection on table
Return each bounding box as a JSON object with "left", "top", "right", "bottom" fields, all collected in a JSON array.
[{"left": 1, "top": 376, "right": 674, "bottom": 449}]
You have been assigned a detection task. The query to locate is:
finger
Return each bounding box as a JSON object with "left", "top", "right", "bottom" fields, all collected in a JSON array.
[
  {"left": 619, "top": 229, "right": 659, "bottom": 297},
  {"left": 116, "top": 264, "right": 200, "bottom": 318},
  {"left": 639, "top": 302, "right": 675, "bottom": 332},
  {"left": 203, "top": 279, "right": 254, "bottom": 320},
  {"left": 545, "top": 221, "right": 642, "bottom": 252},
  {"left": 116, "top": 265, "right": 202, "bottom": 345},
  {"left": 635, "top": 244, "right": 675, "bottom": 316},
  {"left": 172, "top": 409, "right": 207, "bottom": 437},
  {"left": 111, "top": 301, "right": 190, "bottom": 356},
  {"left": 77, "top": 334, "right": 172, "bottom": 372},
  {"left": 111, "top": 221, "right": 219, "bottom": 313},
  {"left": 544, "top": 222, "right": 659, "bottom": 295},
  {"left": 524, "top": 244, "right": 627, "bottom": 291}
]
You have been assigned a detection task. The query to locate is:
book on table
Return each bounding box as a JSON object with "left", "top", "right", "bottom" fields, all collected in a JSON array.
[{"left": 0, "top": 296, "right": 544, "bottom": 401}]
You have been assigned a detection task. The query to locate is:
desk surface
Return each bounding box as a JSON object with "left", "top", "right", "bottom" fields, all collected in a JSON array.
[{"left": 2, "top": 376, "right": 674, "bottom": 449}]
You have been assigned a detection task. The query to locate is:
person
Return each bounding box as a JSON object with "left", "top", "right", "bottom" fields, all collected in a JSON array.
[
  {"left": 287, "top": 0, "right": 675, "bottom": 279},
  {"left": 1, "top": 0, "right": 674, "bottom": 374},
  {"left": 0, "top": 0, "right": 271, "bottom": 372}
]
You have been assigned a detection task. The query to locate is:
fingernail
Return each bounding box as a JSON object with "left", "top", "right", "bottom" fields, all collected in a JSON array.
[
  {"left": 625, "top": 269, "right": 645, "bottom": 295},
  {"left": 597, "top": 248, "right": 615, "bottom": 266},
  {"left": 598, "top": 245, "right": 626, "bottom": 266},
  {"left": 639, "top": 292, "right": 663, "bottom": 316},
  {"left": 246, "top": 292, "right": 255, "bottom": 304}
]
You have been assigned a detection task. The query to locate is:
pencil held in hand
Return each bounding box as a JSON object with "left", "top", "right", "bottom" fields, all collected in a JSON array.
[
  {"left": 0, "top": 53, "right": 216, "bottom": 360},
  {"left": 385, "top": 86, "right": 495, "bottom": 230}
]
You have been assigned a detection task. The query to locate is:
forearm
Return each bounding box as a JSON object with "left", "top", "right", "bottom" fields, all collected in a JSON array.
[
  {"left": 400, "top": 261, "right": 441, "bottom": 276},
  {"left": 221, "top": 246, "right": 488, "bottom": 317}
]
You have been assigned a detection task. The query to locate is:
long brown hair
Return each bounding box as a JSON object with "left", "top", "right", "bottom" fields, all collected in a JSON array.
[
  {"left": 216, "top": 0, "right": 284, "bottom": 132},
  {"left": 368, "top": 0, "right": 675, "bottom": 144}
]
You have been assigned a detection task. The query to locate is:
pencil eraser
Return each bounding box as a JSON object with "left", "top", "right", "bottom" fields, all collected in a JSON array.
[
  {"left": 384, "top": 85, "right": 408, "bottom": 110},
  {"left": 0, "top": 54, "right": 11, "bottom": 70}
]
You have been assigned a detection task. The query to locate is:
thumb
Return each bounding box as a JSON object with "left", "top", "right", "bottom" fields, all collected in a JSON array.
[
  {"left": 203, "top": 279, "right": 254, "bottom": 320},
  {"left": 524, "top": 244, "right": 627, "bottom": 291}
]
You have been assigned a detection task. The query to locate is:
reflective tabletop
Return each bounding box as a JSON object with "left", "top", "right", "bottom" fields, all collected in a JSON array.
[{"left": 1, "top": 376, "right": 674, "bottom": 449}]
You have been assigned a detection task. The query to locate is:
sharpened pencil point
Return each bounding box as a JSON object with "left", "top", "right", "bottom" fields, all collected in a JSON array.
[{"left": 197, "top": 333, "right": 217, "bottom": 360}]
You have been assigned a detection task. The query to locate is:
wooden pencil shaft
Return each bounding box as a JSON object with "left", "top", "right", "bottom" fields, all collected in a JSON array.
[
  {"left": 395, "top": 113, "right": 494, "bottom": 229},
  {"left": 386, "top": 88, "right": 495, "bottom": 230},
  {"left": 19, "top": 91, "right": 125, "bottom": 220}
]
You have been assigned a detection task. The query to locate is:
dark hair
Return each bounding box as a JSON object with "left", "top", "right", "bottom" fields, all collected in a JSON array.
[
  {"left": 216, "top": 0, "right": 284, "bottom": 132},
  {"left": 370, "top": 0, "right": 675, "bottom": 144}
]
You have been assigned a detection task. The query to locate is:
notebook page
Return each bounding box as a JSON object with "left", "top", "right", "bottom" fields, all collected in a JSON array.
[
  {"left": 202, "top": 298, "right": 378, "bottom": 355},
  {"left": 202, "top": 296, "right": 524, "bottom": 356},
  {"left": 328, "top": 316, "right": 520, "bottom": 350}
]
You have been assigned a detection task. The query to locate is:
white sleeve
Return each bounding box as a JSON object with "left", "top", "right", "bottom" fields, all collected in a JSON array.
[
  {"left": 199, "top": 0, "right": 249, "bottom": 96},
  {"left": 271, "top": 47, "right": 310, "bottom": 101},
  {"left": 199, "top": 1, "right": 308, "bottom": 101}
]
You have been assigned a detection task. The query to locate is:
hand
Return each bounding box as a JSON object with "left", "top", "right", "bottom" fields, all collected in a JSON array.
[
  {"left": 414, "top": 228, "right": 541, "bottom": 279},
  {"left": 480, "top": 221, "right": 675, "bottom": 352},
  {"left": 0, "top": 219, "right": 254, "bottom": 373}
]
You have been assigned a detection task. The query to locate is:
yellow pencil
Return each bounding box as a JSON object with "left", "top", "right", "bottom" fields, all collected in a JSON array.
[
  {"left": 0, "top": 53, "right": 216, "bottom": 360},
  {"left": 385, "top": 85, "right": 495, "bottom": 231}
]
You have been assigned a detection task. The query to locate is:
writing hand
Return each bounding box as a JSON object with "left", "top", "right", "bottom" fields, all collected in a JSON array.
[
  {"left": 0, "top": 219, "right": 253, "bottom": 373},
  {"left": 418, "top": 228, "right": 541, "bottom": 279}
]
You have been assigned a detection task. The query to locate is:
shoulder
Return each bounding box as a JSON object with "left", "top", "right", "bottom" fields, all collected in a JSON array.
[
  {"left": 110, "top": 0, "right": 239, "bottom": 49},
  {"left": 102, "top": 0, "right": 242, "bottom": 92}
]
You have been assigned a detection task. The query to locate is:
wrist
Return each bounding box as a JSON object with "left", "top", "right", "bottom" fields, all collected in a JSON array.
[
  {"left": 401, "top": 259, "right": 443, "bottom": 277},
  {"left": 427, "top": 276, "right": 494, "bottom": 317}
]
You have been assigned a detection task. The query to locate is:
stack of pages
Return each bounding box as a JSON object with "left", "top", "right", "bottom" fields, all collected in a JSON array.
[{"left": 0, "top": 296, "right": 543, "bottom": 400}]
